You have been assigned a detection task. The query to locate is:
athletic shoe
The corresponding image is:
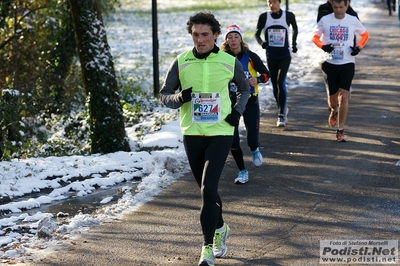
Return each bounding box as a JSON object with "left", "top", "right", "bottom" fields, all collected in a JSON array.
[
  {"left": 234, "top": 170, "right": 249, "bottom": 184},
  {"left": 213, "top": 223, "right": 230, "bottom": 258},
  {"left": 336, "top": 129, "right": 348, "bottom": 142},
  {"left": 276, "top": 107, "right": 289, "bottom": 127},
  {"left": 199, "top": 244, "right": 214, "bottom": 266},
  {"left": 251, "top": 148, "right": 263, "bottom": 167},
  {"left": 329, "top": 110, "right": 338, "bottom": 127},
  {"left": 277, "top": 115, "right": 285, "bottom": 127}
]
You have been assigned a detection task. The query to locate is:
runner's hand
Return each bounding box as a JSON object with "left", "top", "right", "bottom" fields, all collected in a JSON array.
[
  {"left": 262, "top": 42, "right": 268, "bottom": 49},
  {"left": 350, "top": 46, "right": 361, "bottom": 56},
  {"left": 179, "top": 87, "right": 192, "bottom": 103},
  {"left": 292, "top": 45, "right": 298, "bottom": 53},
  {"left": 321, "top": 44, "right": 334, "bottom": 53},
  {"left": 225, "top": 109, "right": 241, "bottom": 126}
]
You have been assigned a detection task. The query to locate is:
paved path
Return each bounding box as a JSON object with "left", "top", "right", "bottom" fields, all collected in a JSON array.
[{"left": 31, "top": 2, "right": 400, "bottom": 266}]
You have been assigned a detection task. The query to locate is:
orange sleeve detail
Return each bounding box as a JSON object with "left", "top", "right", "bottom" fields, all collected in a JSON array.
[
  {"left": 262, "top": 73, "right": 269, "bottom": 82},
  {"left": 249, "top": 60, "right": 255, "bottom": 69},
  {"left": 358, "top": 31, "right": 369, "bottom": 48},
  {"left": 312, "top": 35, "right": 323, "bottom": 48}
]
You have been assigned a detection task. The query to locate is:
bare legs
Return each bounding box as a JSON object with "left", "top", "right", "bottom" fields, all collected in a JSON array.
[{"left": 329, "top": 88, "right": 349, "bottom": 129}]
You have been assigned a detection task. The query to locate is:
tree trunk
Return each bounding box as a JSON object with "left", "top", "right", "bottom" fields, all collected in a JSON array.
[{"left": 69, "top": 0, "right": 129, "bottom": 154}]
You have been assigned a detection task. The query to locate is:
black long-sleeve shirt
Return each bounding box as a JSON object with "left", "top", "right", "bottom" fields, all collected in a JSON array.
[
  {"left": 254, "top": 9, "right": 298, "bottom": 59},
  {"left": 235, "top": 51, "right": 270, "bottom": 84}
]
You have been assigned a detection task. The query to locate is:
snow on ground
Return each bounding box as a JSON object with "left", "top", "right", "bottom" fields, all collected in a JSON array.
[{"left": 0, "top": 0, "right": 379, "bottom": 263}]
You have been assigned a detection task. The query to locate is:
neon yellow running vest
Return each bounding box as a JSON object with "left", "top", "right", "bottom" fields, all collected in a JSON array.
[{"left": 177, "top": 50, "right": 235, "bottom": 136}]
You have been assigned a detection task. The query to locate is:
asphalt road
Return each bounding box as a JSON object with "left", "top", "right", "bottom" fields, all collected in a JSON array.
[{"left": 28, "top": 2, "right": 400, "bottom": 266}]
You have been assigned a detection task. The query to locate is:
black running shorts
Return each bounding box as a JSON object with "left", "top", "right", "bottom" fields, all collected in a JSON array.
[{"left": 321, "top": 62, "right": 355, "bottom": 95}]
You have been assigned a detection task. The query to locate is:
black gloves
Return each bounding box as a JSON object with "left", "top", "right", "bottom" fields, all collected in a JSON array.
[
  {"left": 292, "top": 45, "right": 298, "bottom": 53},
  {"left": 321, "top": 44, "right": 334, "bottom": 53},
  {"left": 178, "top": 87, "right": 192, "bottom": 103},
  {"left": 321, "top": 44, "right": 360, "bottom": 55},
  {"left": 262, "top": 42, "right": 268, "bottom": 49},
  {"left": 350, "top": 46, "right": 361, "bottom": 56},
  {"left": 225, "top": 109, "right": 241, "bottom": 127}
]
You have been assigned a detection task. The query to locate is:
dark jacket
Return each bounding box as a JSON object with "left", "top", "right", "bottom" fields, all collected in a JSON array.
[{"left": 317, "top": 1, "right": 359, "bottom": 22}]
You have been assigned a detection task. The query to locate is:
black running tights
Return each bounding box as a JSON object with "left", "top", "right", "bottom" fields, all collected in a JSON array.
[
  {"left": 267, "top": 57, "right": 291, "bottom": 115},
  {"left": 183, "top": 135, "right": 232, "bottom": 245}
]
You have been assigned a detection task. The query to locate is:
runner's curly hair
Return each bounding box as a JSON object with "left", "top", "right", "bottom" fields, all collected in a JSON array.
[{"left": 186, "top": 12, "right": 221, "bottom": 35}]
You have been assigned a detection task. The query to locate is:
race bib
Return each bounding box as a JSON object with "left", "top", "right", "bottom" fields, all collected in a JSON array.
[
  {"left": 192, "top": 92, "right": 221, "bottom": 123},
  {"left": 268, "top": 29, "right": 286, "bottom": 47},
  {"left": 331, "top": 43, "right": 344, "bottom": 60}
]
